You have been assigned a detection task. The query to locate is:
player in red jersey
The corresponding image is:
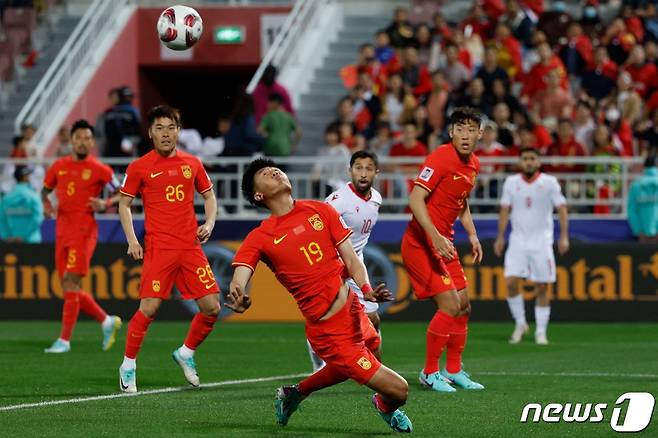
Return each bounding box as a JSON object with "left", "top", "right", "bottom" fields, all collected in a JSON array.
[
  {"left": 226, "top": 158, "right": 412, "bottom": 433},
  {"left": 402, "top": 107, "right": 485, "bottom": 392},
  {"left": 42, "top": 120, "right": 123, "bottom": 354},
  {"left": 117, "top": 105, "right": 220, "bottom": 393}
]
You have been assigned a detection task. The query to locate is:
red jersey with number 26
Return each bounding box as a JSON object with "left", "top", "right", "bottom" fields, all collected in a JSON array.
[
  {"left": 409, "top": 144, "right": 480, "bottom": 241},
  {"left": 232, "top": 200, "right": 353, "bottom": 322},
  {"left": 120, "top": 149, "right": 213, "bottom": 249}
]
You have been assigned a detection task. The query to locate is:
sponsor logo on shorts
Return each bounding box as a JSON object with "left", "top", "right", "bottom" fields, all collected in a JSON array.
[
  {"left": 418, "top": 167, "right": 434, "bottom": 182},
  {"left": 152, "top": 280, "right": 160, "bottom": 292},
  {"left": 181, "top": 165, "right": 192, "bottom": 179},
  {"left": 308, "top": 214, "right": 324, "bottom": 231},
  {"left": 520, "top": 392, "right": 655, "bottom": 432},
  {"left": 82, "top": 169, "right": 91, "bottom": 180},
  {"left": 357, "top": 356, "right": 372, "bottom": 370}
]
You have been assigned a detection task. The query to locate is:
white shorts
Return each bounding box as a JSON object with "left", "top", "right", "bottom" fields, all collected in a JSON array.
[
  {"left": 347, "top": 278, "right": 379, "bottom": 314},
  {"left": 504, "top": 243, "right": 556, "bottom": 283}
]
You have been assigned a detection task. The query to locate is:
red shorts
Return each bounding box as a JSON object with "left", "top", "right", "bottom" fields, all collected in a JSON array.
[
  {"left": 305, "top": 291, "right": 382, "bottom": 385},
  {"left": 140, "top": 245, "right": 220, "bottom": 300},
  {"left": 55, "top": 235, "right": 97, "bottom": 278},
  {"left": 401, "top": 231, "right": 467, "bottom": 299}
]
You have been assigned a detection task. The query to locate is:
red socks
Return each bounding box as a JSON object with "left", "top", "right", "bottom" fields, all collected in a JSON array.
[
  {"left": 184, "top": 313, "right": 218, "bottom": 350},
  {"left": 60, "top": 291, "right": 80, "bottom": 341},
  {"left": 446, "top": 314, "right": 469, "bottom": 374},
  {"left": 299, "top": 364, "right": 348, "bottom": 396},
  {"left": 78, "top": 292, "right": 107, "bottom": 323},
  {"left": 373, "top": 393, "right": 404, "bottom": 413},
  {"left": 424, "top": 311, "right": 454, "bottom": 374},
  {"left": 124, "top": 310, "right": 153, "bottom": 359}
]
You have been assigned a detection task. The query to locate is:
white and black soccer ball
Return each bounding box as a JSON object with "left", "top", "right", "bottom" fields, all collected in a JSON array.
[{"left": 157, "top": 5, "right": 203, "bottom": 51}]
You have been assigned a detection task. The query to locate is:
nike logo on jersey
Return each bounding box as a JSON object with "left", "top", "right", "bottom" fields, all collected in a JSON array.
[
  {"left": 274, "top": 234, "right": 288, "bottom": 244},
  {"left": 58, "top": 170, "right": 67, "bottom": 175},
  {"left": 150, "top": 171, "right": 164, "bottom": 178},
  {"left": 453, "top": 175, "right": 463, "bottom": 180}
]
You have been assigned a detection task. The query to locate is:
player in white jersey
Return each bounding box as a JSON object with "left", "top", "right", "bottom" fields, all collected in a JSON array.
[
  {"left": 307, "top": 150, "right": 383, "bottom": 372},
  {"left": 494, "top": 147, "right": 569, "bottom": 345}
]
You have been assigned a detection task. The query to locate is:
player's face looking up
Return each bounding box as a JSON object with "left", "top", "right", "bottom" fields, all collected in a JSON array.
[
  {"left": 520, "top": 150, "right": 540, "bottom": 177},
  {"left": 252, "top": 166, "right": 292, "bottom": 205},
  {"left": 350, "top": 157, "right": 378, "bottom": 195},
  {"left": 149, "top": 116, "right": 179, "bottom": 156},
  {"left": 71, "top": 127, "right": 93, "bottom": 160},
  {"left": 449, "top": 120, "right": 482, "bottom": 157}
]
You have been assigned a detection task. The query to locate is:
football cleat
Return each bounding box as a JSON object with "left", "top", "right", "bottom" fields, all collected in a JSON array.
[
  {"left": 535, "top": 333, "right": 549, "bottom": 345},
  {"left": 418, "top": 370, "right": 456, "bottom": 392},
  {"left": 119, "top": 367, "right": 137, "bottom": 393},
  {"left": 509, "top": 323, "right": 529, "bottom": 344},
  {"left": 102, "top": 316, "right": 122, "bottom": 351},
  {"left": 172, "top": 348, "right": 200, "bottom": 387},
  {"left": 44, "top": 338, "right": 70, "bottom": 353},
  {"left": 371, "top": 394, "right": 413, "bottom": 433},
  {"left": 441, "top": 369, "right": 485, "bottom": 390},
  {"left": 275, "top": 385, "right": 305, "bottom": 426}
]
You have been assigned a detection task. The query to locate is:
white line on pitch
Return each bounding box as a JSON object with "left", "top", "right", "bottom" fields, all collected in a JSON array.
[
  {"left": 0, "top": 372, "right": 309, "bottom": 412},
  {"left": 475, "top": 371, "right": 658, "bottom": 379}
]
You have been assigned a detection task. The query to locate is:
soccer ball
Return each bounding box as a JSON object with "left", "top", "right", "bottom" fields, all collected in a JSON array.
[{"left": 157, "top": 5, "right": 203, "bottom": 51}]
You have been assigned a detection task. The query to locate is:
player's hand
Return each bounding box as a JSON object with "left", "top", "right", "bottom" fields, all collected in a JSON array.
[
  {"left": 430, "top": 231, "right": 455, "bottom": 260},
  {"left": 43, "top": 199, "right": 55, "bottom": 218},
  {"left": 363, "top": 283, "right": 394, "bottom": 303},
  {"left": 127, "top": 240, "right": 143, "bottom": 260},
  {"left": 469, "top": 234, "right": 483, "bottom": 264},
  {"left": 225, "top": 283, "right": 252, "bottom": 313},
  {"left": 494, "top": 236, "right": 506, "bottom": 257},
  {"left": 196, "top": 223, "right": 213, "bottom": 244},
  {"left": 88, "top": 197, "right": 106, "bottom": 212},
  {"left": 558, "top": 235, "right": 570, "bottom": 255}
]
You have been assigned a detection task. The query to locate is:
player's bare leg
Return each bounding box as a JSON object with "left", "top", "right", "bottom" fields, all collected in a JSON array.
[
  {"left": 119, "top": 298, "right": 162, "bottom": 392},
  {"left": 173, "top": 293, "right": 221, "bottom": 387},
  {"left": 441, "top": 288, "right": 484, "bottom": 390},
  {"left": 46, "top": 272, "right": 121, "bottom": 353},
  {"left": 505, "top": 276, "right": 529, "bottom": 344},
  {"left": 534, "top": 283, "right": 550, "bottom": 345}
]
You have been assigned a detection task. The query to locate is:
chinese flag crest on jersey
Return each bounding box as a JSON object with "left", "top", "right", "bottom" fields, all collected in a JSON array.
[
  {"left": 357, "top": 356, "right": 372, "bottom": 370},
  {"left": 82, "top": 169, "right": 91, "bottom": 180},
  {"left": 308, "top": 214, "right": 324, "bottom": 231},
  {"left": 181, "top": 165, "right": 192, "bottom": 179},
  {"left": 152, "top": 281, "right": 160, "bottom": 292}
]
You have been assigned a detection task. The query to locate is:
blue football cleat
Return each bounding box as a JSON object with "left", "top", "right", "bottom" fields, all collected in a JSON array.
[
  {"left": 371, "top": 394, "right": 413, "bottom": 433},
  {"left": 441, "top": 369, "right": 485, "bottom": 390},
  {"left": 172, "top": 349, "right": 200, "bottom": 387},
  {"left": 419, "top": 369, "right": 456, "bottom": 392},
  {"left": 275, "top": 385, "right": 305, "bottom": 426}
]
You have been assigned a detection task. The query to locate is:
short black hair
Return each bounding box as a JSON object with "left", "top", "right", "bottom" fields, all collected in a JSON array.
[
  {"left": 268, "top": 92, "right": 283, "bottom": 104},
  {"left": 519, "top": 146, "right": 540, "bottom": 156},
  {"left": 70, "top": 119, "right": 95, "bottom": 136},
  {"left": 449, "top": 107, "right": 482, "bottom": 127},
  {"left": 325, "top": 122, "right": 340, "bottom": 136},
  {"left": 242, "top": 158, "right": 277, "bottom": 208},
  {"left": 147, "top": 105, "right": 180, "bottom": 128},
  {"left": 645, "top": 154, "right": 657, "bottom": 168},
  {"left": 350, "top": 150, "right": 379, "bottom": 168}
]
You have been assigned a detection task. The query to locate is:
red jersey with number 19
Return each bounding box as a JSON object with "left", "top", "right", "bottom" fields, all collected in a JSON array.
[
  {"left": 232, "top": 200, "right": 353, "bottom": 322},
  {"left": 120, "top": 150, "right": 212, "bottom": 249}
]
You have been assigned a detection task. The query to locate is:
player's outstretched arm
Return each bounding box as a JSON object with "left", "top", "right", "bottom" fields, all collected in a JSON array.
[
  {"left": 336, "top": 238, "right": 392, "bottom": 302},
  {"left": 459, "top": 200, "right": 482, "bottom": 264},
  {"left": 41, "top": 187, "right": 55, "bottom": 218},
  {"left": 226, "top": 266, "right": 253, "bottom": 313},
  {"left": 197, "top": 189, "right": 217, "bottom": 244},
  {"left": 409, "top": 185, "right": 455, "bottom": 259},
  {"left": 557, "top": 205, "right": 570, "bottom": 255},
  {"left": 118, "top": 194, "right": 143, "bottom": 260},
  {"left": 494, "top": 205, "right": 511, "bottom": 257}
]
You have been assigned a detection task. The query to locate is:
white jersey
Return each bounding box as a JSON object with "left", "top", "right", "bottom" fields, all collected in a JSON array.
[
  {"left": 500, "top": 173, "right": 566, "bottom": 248},
  {"left": 325, "top": 182, "right": 382, "bottom": 259}
]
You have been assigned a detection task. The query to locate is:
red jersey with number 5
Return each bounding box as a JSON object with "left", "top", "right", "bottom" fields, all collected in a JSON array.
[
  {"left": 232, "top": 200, "right": 353, "bottom": 322},
  {"left": 43, "top": 156, "right": 114, "bottom": 243},
  {"left": 409, "top": 144, "right": 480, "bottom": 241},
  {"left": 120, "top": 149, "right": 213, "bottom": 249}
]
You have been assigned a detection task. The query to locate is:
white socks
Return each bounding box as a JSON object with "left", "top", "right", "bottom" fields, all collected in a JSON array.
[
  {"left": 535, "top": 306, "right": 551, "bottom": 336},
  {"left": 58, "top": 338, "right": 70, "bottom": 346},
  {"left": 506, "top": 295, "right": 527, "bottom": 327},
  {"left": 121, "top": 357, "right": 136, "bottom": 369},
  {"left": 178, "top": 344, "right": 195, "bottom": 359}
]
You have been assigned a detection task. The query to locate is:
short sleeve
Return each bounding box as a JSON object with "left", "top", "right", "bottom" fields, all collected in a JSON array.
[
  {"left": 194, "top": 159, "right": 213, "bottom": 194},
  {"left": 320, "top": 203, "right": 352, "bottom": 247},
  {"left": 500, "top": 178, "right": 512, "bottom": 207},
  {"left": 325, "top": 190, "right": 347, "bottom": 216},
  {"left": 232, "top": 231, "right": 263, "bottom": 272},
  {"left": 413, "top": 153, "right": 443, "bottom": 193},
  {"left": 43, "top": 161, "right": 58, "bottom": 190},
  {"left": 550, "top": 178, "right": 567, "bottom": 207},
  {"left": 120, "top": 162, "right": 142, "bottom": 198},
  {"left": 99, "top": 163, "right": 120, "bottom": 192}
]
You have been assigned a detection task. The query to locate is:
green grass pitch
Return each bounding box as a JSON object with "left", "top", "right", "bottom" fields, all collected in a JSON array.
[{"left": 0, "top": 321, "right": 656, "bottom": 437}]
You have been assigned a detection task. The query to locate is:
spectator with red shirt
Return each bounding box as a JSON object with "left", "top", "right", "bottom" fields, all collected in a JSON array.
[
  {"left": 389, "top": 122, "right": 428, "bottom": 201},
  {"left": 546, "top": 118, "right": 587, "bottom": 173},
  {"left": 400, "top": 47, "right": 433, "bottom": 97},
  {"left": 252, "top": 65, "right": 295, "bottom": 125},
  {"left": 460, "top": 3, "right": 492, "bottom": 41},
  {"left": 522, "top": 42, "right": 568, "bottom": 101},
  {"left": 9, "top": 136, "right": 27, "bottom": 158},
  {"left": 623, "top": 45, "right": 658, "bottom": 97}
]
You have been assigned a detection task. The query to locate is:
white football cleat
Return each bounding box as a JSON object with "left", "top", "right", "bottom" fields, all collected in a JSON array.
[
  {"left": 509, "top": 324, "right": 529, "bottom": 344},
  {"left": 172, "top": 348, "right": 200, "bottom": 387},
  {"left": 119, "top": 367, "right": 137, "bottom": 393},
  {"left": 44, "top": 338, "right": 70, "bottom": 353},
  {"left": 535, "top": 333, "right": 549, "bottom": 345}
]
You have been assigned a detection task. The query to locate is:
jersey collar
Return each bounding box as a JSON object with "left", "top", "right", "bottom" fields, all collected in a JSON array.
[
  {"left": 521, "top": 171, "right": 541, "bottom": 184},
  {"left": 348, "top": 182, "right": 371, "bottom": 201}
]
